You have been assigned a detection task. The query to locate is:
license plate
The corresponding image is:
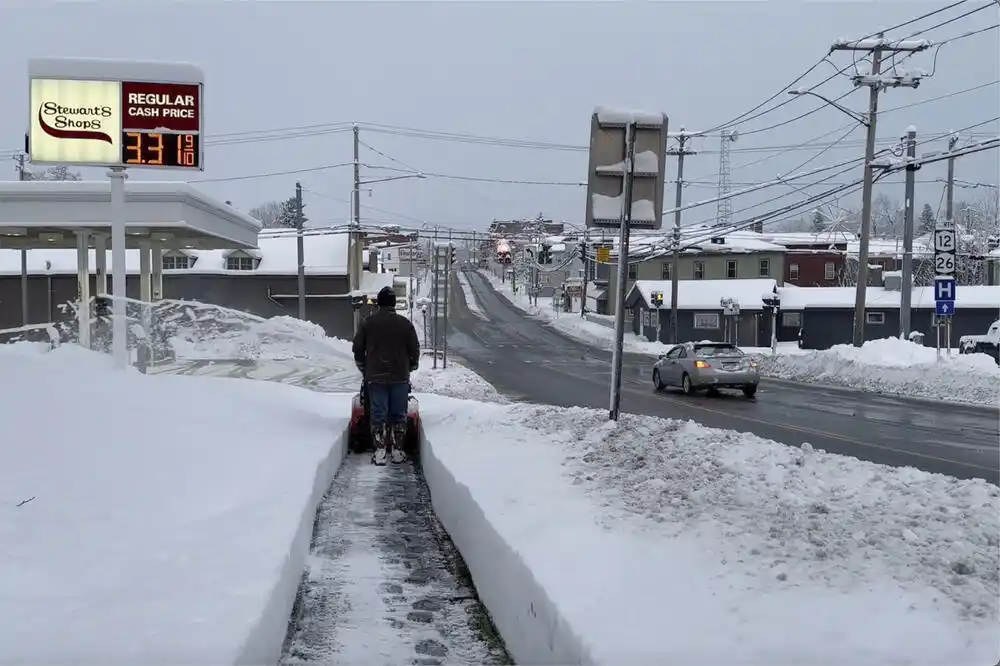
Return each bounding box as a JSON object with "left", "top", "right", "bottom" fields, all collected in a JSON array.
[{"left": 723, "top": 362, "right": 740, "bottom": 370}]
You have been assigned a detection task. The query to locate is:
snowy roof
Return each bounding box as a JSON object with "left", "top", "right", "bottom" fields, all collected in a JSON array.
[
  {"left": 848, "top": 238, "right": 933, "bottom": 258},
  {"left": 599, "top": 230, "right": 785, "bottom": 259},
  {"left": 764, "top": 231, "right": 854, "bottom": 247},
  {"left": 778, "top": 285, "right": 1000, "bottom": 310},
  {"left": 626, "top": 279, "right": 779, "bottom": 310},
  {"left": 0, "top": 229, "right": 351, "bottom": 276}
]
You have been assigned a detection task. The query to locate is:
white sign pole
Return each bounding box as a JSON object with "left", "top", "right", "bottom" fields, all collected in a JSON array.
[{"left": 109, "top": 167, "right": 128, "bottom": 369}]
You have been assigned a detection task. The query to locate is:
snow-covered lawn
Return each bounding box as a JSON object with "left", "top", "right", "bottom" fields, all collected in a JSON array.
[
  {"left": 759, "top": 337, "right": 1000, "bottom": 407},
  {"left": 0, "top": 342, "right": 352, "bottom": 664},
  {"left": 420, "top": 398, "right": 1000, "bottom": 665},
  {"left": 477, "top": 269, "right": 999, "bottom": 406}
]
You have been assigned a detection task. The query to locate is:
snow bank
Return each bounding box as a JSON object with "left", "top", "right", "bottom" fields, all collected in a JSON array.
[
  {"left": 412, "top": 360, "right": 506, "bottom": 403},
  {"left": 455, "top": 270, "right": 488, "bottom": 321},
  {"left": 759, "top": 337, "right": 1000, "bottom": 406},
  {"left": 0, "top": 345, "right": 352, "bottom": 664},
  {"left": 418, "top": 396, "right": 590, "bottom": 665},
  {"left": 420, "top": 397, "right": 999, "bottom": 665}
]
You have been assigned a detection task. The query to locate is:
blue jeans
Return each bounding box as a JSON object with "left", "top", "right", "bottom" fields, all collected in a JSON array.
[{"left": 367, "top": 382, "right": 409, "bottom": 427}]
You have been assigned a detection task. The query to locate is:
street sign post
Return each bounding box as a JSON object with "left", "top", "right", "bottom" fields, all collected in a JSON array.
[
  {"left": 586, "top": 106, "right": 669, "bottom": 422},
  {"left": 932, "top": 226, "right": 957, "bottom": 359},
  {"left": 27, "top": 58, "right": 204, "bottom": 372}
]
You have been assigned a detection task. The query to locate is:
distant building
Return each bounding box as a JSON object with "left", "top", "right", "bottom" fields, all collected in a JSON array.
[{"left": 0, "top": 229, "right": 406, "bottom": 340}]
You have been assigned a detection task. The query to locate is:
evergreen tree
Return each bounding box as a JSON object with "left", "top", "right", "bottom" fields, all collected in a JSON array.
[{"left": 919, "top": 204, "right": 936, "bottom": 234}]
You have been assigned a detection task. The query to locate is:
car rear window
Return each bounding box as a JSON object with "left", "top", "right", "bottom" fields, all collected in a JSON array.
[{"left": 695, "top": 344, "right": 743, "bottom": 357}]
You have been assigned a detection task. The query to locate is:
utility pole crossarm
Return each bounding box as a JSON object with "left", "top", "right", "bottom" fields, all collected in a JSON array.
[{"left": 830, "top": 37, "right": 931, "bottom": 51}]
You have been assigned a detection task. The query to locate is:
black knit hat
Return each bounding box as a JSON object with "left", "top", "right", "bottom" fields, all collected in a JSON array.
[{"left": 376, "top": 286, "right": 396, "bottom": 307}]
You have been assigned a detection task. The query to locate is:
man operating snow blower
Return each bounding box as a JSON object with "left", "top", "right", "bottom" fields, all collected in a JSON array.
[{"left": 352, "top": 286, "right": 420, "bottom": 465}]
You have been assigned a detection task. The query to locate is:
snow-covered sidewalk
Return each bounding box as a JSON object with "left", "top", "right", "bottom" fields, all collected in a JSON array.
[
  {"left": 477, "top": 269, "right": 999, "bottom": 407},
  {"left": 455, "top": 270, "right": 488, "bottom": 321},
  {"left": 420, "top": 398, "right": 1000, "bottom": 665},
  {"left": 0, "top": 342, "right": 352, "bottom": 664}
]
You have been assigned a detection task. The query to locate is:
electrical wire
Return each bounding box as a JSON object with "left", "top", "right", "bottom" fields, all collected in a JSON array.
[{"left": 858, "top": 0, "right": 969, "bottom": 40}]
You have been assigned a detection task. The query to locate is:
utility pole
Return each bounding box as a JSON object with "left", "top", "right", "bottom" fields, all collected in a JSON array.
[
  {"left": 900, "top": 126, "right": 917, "bottom": 339},
  {"left": 14, "top": 152, "right": 28, "bottom": 327},
  {"left": 295, "top": 181, "right": 306, "bottom": 320},
  {"left": 666, "top": 129, "right": 699, "bottom": 344},
  {"left": 579, "top": 231, "right": 588, "bottom": 318},
  {"left": 351, "top": 123, "right": 362, "bottom": 333},
  {"left": 830, "top": 33, "right": 926, "bottom": 347},
  {"left": 945, "top": 134, "right": 959, "bottom": 226},
  {"left": 408, "top": 232, "right": 415, "bottom": 321}
]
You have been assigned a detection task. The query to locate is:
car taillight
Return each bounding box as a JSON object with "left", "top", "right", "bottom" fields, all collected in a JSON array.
[{"left": 694, "top": 360, "right": 711, "bottom": 369}]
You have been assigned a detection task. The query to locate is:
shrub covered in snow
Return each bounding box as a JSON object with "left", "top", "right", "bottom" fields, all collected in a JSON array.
[{"left": 757, "top": 337, "right": 1000, "bottom": 406}]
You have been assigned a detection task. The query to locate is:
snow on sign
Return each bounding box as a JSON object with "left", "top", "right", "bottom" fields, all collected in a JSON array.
[
  {"left": 27, "top": 57, "right": 204, "bottom": 170},
  {"left": 585, "top": 106, "right": 668, "bottom": 230}
]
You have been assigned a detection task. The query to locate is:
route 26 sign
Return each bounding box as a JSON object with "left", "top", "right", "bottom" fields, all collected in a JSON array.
[{"left": 933, "top": 227, "right": 956, "bottom": 276}]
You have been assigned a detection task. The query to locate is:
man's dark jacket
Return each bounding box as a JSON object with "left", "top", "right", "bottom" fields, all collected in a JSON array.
[{"left": 352, "top": 307, "right": 420, "bottom": 383}]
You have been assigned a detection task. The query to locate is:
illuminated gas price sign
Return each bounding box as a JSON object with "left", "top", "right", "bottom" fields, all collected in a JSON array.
[{"left": 120, "top": 81, "right": 202, "bottom": 169}]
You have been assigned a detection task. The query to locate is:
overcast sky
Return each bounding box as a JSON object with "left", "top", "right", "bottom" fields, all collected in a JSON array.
[{"left": 1, "top": 1, "right": 997, "bottom": 233}]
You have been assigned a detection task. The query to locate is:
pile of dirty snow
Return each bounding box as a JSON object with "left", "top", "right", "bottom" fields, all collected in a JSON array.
[
  {"left": 758, "top": 337, "right": 1000, "bottom": 406},
  {"left": 411, "top": 359, "right": 505, "bottom": 403},
  {"left": 422, "top": 399, "right": 999, "bottom": 664},
  {"left": 511, "top": 404, "right": 1000, "bottom": 621}
]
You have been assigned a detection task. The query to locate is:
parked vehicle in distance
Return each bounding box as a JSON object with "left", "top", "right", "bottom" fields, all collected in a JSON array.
[
  {"left": 959, "top": 320, "right": 1000, "bottom": 364},
  {"left": 652, "top": 341, "right": 759, "bottom": 398}
]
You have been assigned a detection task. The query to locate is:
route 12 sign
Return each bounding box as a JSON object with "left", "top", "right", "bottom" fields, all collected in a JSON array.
[{"left": 933, "top": 227, "right": 956, "bottom": 277}]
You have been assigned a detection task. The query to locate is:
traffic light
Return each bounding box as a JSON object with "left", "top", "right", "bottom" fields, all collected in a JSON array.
[
  {"left": 539, "top": 244, "right": 552, "bottom": 264},
  {"left": 450, "top": 246, "right": 457, "bottom": 264}
]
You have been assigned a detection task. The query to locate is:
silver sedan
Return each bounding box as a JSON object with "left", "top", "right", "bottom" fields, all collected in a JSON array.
[{"left": 652, "top": 342, "right": 759, "bottom": 398}]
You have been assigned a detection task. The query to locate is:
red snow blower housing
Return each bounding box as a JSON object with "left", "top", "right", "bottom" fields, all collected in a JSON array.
[{"left": 348, "top": 381, "right": 421, "bottom": 455}]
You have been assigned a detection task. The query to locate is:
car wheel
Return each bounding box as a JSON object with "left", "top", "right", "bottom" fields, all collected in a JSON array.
[
  {"left": 682, "top": 373, "right": 697, "bottom": 395},
  {"left": 653, "top": 369, "right": 665, "bottom": 390},
  {"left": 742, "top": 384, "right": 758, "bottom": 398}
]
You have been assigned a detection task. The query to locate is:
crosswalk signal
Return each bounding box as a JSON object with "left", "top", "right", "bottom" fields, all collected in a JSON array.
[{"left": 651, "top": 291, "right": 664, "bottom": 308}]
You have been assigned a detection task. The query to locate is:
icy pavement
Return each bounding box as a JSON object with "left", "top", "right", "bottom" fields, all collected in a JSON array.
[{"left": 281, "top": 455, "right": 509, "bottom": 666}]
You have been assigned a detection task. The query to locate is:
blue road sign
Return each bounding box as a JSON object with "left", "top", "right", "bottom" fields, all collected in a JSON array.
[
  {"left": 935, "top": 300, "right": 955, "bottom": 316},
  {"left": 934, "top": 277, "right": 957, "bottom": 301}
]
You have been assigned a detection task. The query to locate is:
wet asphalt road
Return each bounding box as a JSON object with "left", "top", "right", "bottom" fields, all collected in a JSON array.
[{"left": 444, "top": 270, "right": 1000, "bottom": 485}]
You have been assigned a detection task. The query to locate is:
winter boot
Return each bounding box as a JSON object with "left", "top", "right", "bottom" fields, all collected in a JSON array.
[
  {"left": 390, "top": 423, "right": 408, "bottom": 464},
  {"left": 370, "top": 423, "right": 388, "bottom": 466}
]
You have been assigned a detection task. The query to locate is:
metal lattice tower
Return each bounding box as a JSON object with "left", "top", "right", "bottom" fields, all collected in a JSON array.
[{"left": 715, "top": 130, "right": 738, "bottom": 226}]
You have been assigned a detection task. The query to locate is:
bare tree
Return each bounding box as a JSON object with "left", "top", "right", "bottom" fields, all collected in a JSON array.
[
  {"left": 249, "top": 198, "right": 298, "bottom": 228},
  {"left": 872, "top": 192, "right": 901, "bottom": 237}
]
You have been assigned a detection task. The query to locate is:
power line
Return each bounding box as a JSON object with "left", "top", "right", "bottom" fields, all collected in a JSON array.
[{"left": 858, "top": 0, "right": 969, "bottom": 40}]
